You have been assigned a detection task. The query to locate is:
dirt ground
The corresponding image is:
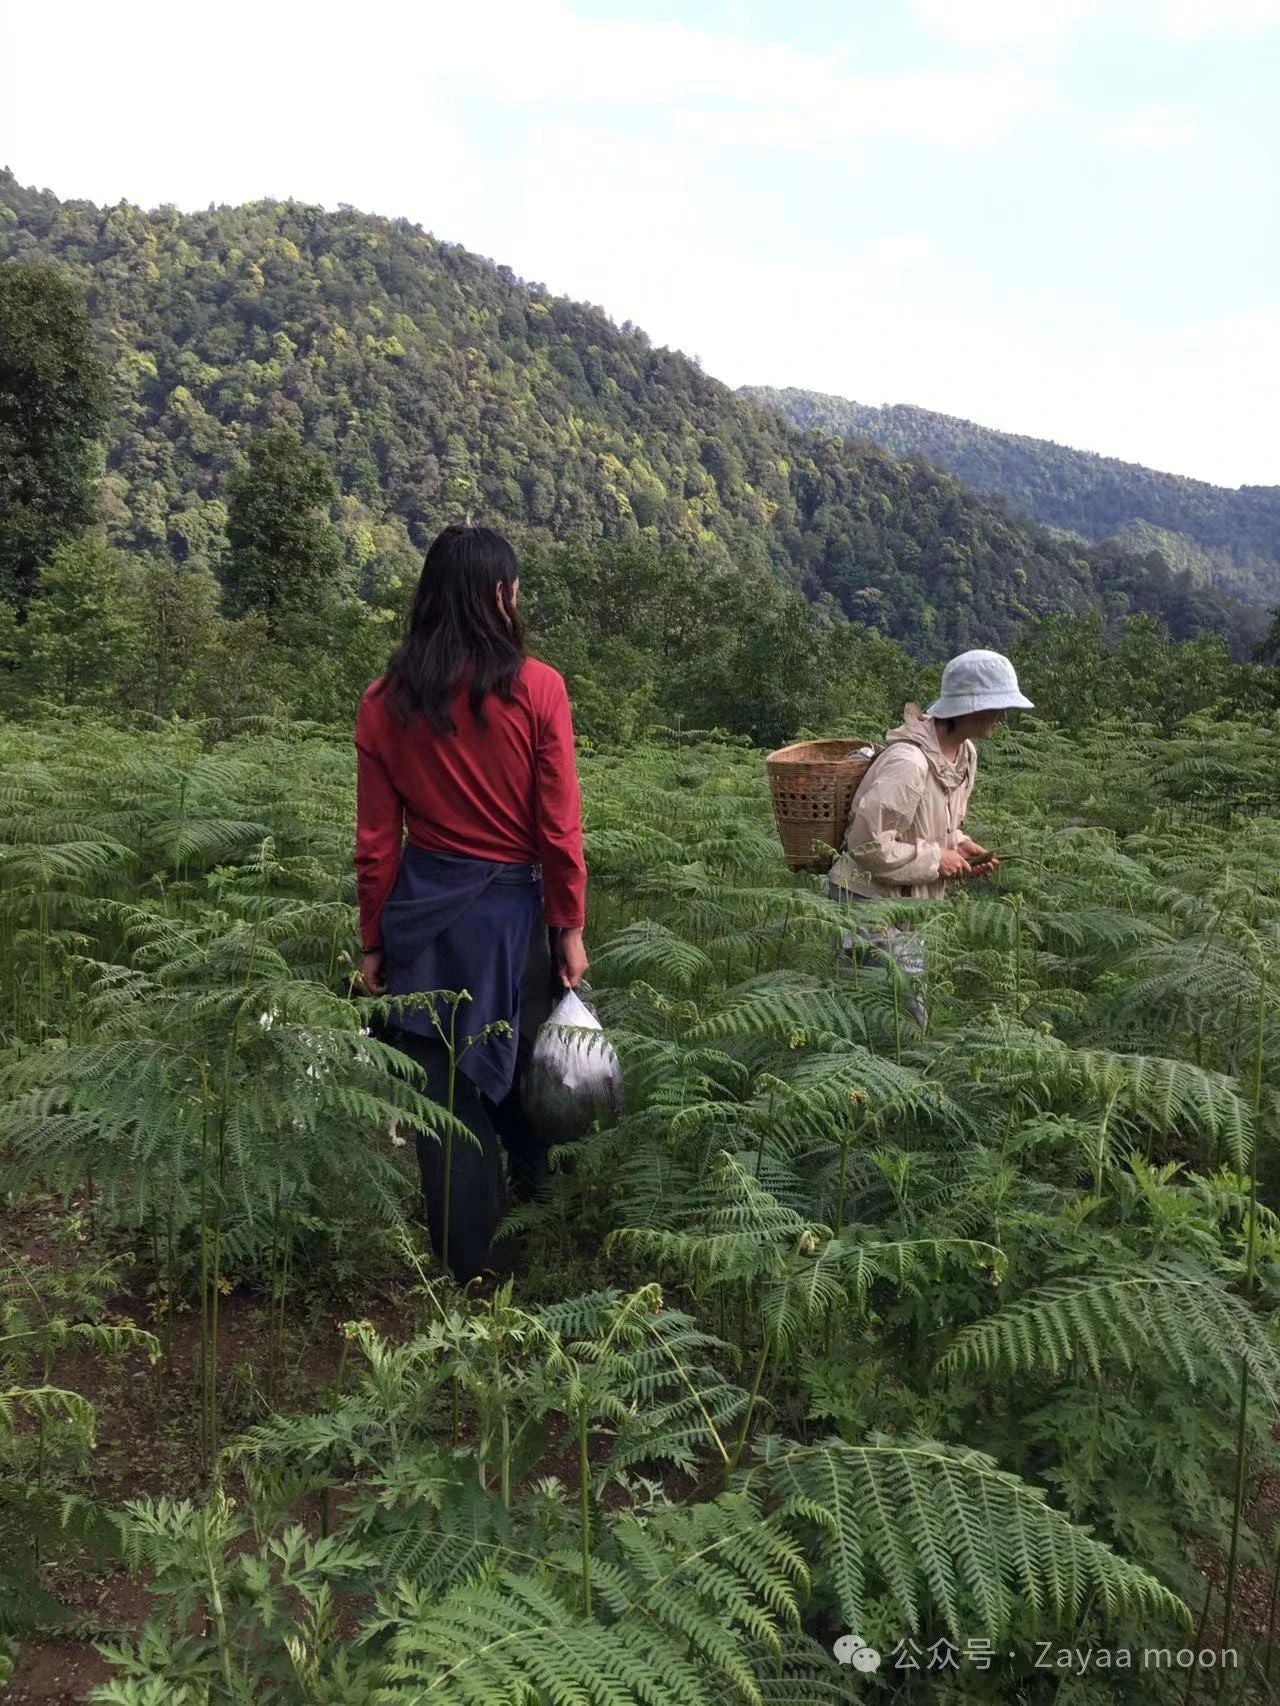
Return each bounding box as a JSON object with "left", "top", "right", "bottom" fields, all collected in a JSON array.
[{"left": 2, "top": 1193, "right": 413, "bottom": 1703}]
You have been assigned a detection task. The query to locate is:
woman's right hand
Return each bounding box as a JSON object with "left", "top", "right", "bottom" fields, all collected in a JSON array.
[
  {"left": 557, "top": 927, "right": 589, "bottom": 989},
  {"left": 938, "top": 848, "right": 972, "bottom": 879}
]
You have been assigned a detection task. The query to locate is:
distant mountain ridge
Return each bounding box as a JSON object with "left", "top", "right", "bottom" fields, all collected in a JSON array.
[
  {"left": 742, "top": 387, "right": 1280, "bottom": 607},
  {"left": 0, "top": 169, "right": 1263, "bottom": 657}
]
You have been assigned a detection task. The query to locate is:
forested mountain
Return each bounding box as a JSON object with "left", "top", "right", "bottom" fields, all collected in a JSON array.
[
  {"left": 0, "top": 170, "right": 1262, "bottom": 656},
  {"left": 744, "top": 385, "right": 1280, "bottom": 608}
]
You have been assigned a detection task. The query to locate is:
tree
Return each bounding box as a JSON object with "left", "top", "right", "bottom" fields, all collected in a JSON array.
[
  {"left": 272, "top": 592, "right": 398, "bottom": 725},
  {"left": 124, "top": 562, "right": 223, "bottom": 720},
  {"left": 1258, "top": 604, "right": 1280, "bottom": 668},
  {"left": 1014, "top": 614, "right": 1111, "bottom": 731},
  {"left": 1014, "top": 611, "right": 1269, "bottom": 735},
  {"left": 1112, "top": 615, "right": 1237, "bottom": 735},
  {"left": 0, "top": 261, "right": 109, "bottom": 605},
  {"left": 688, "top": 587, "right": 822, "bottom": 748},
  {"left": 223, "top": 428, "right": 345, "bottom": 624},
  {"left": 1, "top": 539, "right": 142, "bottom": 710}
]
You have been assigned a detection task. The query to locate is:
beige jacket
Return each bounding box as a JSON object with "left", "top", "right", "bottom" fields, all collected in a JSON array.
[{"left": 828, "top": 704, "right": 976, "bottom": 901}]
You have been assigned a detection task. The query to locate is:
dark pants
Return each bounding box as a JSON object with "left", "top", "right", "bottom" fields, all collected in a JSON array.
[{"left": 392, "top": 926, "right": 560, "bottom": 1282}]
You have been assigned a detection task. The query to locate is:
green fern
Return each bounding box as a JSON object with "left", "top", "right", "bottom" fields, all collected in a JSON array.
[
  {"left": 754, "top": 1434, "right": 1188, "bottom": 1639},
  {"left": 939, "top": 1259, "right": 1280, "bottom": 1395}
]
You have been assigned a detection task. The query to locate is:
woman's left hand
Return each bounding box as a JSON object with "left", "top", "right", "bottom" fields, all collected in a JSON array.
[
  {"left": 360, "top": 951, "right": 386, "bottom": 995},
  {"left": 557, "top": 927, "right": 589, "bottom": 989},
  {"left": 957, "top": 837, "right": 999, "bottom": 879}
]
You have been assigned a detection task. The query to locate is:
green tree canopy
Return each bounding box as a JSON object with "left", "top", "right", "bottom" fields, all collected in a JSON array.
[
  {"left": 0, "top": 259, "right": 108, "bottom": 605},
  {"left": 223, "top": 428, "right": 345, "bottom": 624},
  {"left": 0, "top": 538, "right": 141, "bottom": 711},
  {"left": 748, "top": 384, "right": 1280, "bottom": 615}
]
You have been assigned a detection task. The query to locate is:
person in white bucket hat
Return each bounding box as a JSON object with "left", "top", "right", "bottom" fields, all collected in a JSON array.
[{"left": 828, "top": 649, "right": 1033, "bottom": 1025}]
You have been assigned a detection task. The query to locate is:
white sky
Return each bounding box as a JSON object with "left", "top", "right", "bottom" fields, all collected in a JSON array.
[{"left": 7, "top": 0, "right": 1279, "bottom": 487}]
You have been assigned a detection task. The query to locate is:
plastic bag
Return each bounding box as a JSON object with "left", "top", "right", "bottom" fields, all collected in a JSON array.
[{"left": 521, "top": 988, "right": 623, "bottom": 1143}]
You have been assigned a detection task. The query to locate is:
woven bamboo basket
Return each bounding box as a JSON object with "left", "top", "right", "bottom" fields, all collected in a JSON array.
[{"left": 765, "top": 738, "right": 881, "bottom": 872}]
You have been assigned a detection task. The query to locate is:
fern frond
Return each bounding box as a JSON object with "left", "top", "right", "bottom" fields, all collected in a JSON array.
[
  {"left": 691, "top": 976, "right": 869, "bottom": 1048},
  {"left": 755, "top": 1435, "right": 1188, "bottom": 1638},
  {"left": 940, "top": 1260, "right": 1280, "bottom": 1396}
]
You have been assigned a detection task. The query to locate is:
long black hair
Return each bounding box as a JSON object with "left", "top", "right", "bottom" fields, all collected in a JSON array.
[{"left": 385, "top": 524, "right": 525, "bottom": 732}]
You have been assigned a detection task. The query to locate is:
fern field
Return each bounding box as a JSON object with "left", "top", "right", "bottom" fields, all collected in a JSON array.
[{"left": 4, "top": 712, "right": 1280, "bottom": 1703}]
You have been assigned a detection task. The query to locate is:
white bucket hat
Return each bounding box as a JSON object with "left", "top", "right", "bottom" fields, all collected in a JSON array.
[{"left": 925, "top": 649, "right": 1034, "bottom": 719}]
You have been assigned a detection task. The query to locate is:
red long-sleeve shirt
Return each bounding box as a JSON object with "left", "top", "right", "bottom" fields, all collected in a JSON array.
[{"left": 354, "top": 660, "right": 587, "bottom": 950}]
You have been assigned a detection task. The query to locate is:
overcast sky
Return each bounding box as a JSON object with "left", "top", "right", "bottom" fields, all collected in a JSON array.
[{"left": 9, "top": 0, "right": 1279, "bottom": 486}]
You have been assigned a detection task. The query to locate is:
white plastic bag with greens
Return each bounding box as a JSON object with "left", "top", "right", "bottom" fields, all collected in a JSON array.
[{"left": 522, "top": 988, "right": 623, "bottom": 1143}]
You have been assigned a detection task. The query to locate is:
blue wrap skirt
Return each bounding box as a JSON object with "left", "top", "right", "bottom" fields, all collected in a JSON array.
[{"left": 380, "top": 846, "right": 543, "bottom": 1104}]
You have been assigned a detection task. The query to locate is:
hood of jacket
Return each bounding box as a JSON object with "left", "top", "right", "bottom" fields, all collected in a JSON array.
[{"left": 884, "top": 703, "right": 972, "bottom": 794}]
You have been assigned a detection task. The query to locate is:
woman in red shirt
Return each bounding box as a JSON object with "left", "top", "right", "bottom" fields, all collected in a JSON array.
[{"left": 355, "top": 524, "right": 588, "bottom": 1280}]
